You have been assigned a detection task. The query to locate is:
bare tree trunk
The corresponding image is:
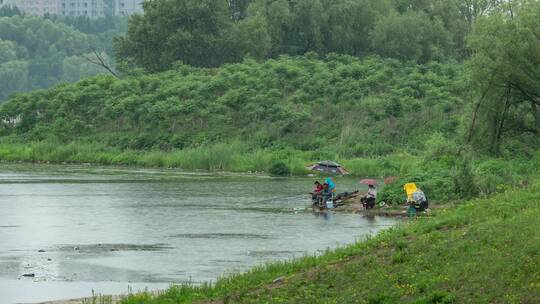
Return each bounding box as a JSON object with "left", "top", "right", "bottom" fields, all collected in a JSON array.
[
  {"left": 466, "top": 77, "right": 494, "bottom": 143},
  {"left": 489, "top": 110, "right": 501, "bottom": 154},
  {"left": 467, "top": 95, "right": 485, "bottom": 143},
  {"left": 492, "top": 86, "right": 512, "bottom": 155}
]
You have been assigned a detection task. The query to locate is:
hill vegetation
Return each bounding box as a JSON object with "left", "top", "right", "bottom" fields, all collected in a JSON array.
[{"left": 0, "top": 55, "right": 466, "bottom": 154}]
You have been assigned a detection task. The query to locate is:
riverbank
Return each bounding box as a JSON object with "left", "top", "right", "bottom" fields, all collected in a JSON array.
[
  {"left": 1, "top": 141, "right": 536, "bottom": 209},
  {"left": 339, "top": 192, "right": 450, "bottom": 217},
  {"left": 0, "top": 141, "right": 416, "bottom": 177},
  {"left": 311, "top": 191, "right": 438, "bottom": 217},
  {"left": 115, "top": 180, "right": 540, "bottom": 303},
  {"left": 336, "top": 201, "right": 439, "bottom": 217},
  {"left": 35, "top": 295, "right": 116, "bottom": 304}
]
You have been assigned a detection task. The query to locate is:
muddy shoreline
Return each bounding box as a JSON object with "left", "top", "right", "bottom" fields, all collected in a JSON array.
[
  {"left": 29, "top": 293, "right": 126, "bottom": 304},
  {"left": 312, "top": 192, "right": 437, "bottom": 217}
]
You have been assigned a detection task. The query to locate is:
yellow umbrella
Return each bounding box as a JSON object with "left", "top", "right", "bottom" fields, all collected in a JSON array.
[{"left": 403, "top": 183, "right": 417, "bottom": 201}]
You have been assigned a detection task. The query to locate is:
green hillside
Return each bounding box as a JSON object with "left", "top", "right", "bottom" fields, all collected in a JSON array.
[{"left": 0, "top": 55, "right": 466, "bottom": 154}]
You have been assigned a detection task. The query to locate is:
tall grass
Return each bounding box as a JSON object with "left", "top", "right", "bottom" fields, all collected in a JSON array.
[
  {"left": 339, "top": 152, "right": 421, "bottom": 177},
  {"left": 0, "top": 141, "right": 403, "bottom": 176},
  {"left": 2, "top": 142, "right": 536, "bottom": 185}
]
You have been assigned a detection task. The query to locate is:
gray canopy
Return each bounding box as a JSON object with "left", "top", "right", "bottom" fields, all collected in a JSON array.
[{"left": 306, "top": 160, "right": 349, "bottom": 175}]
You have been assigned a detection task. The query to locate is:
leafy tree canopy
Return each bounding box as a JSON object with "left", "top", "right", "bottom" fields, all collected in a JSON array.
[
  {"left": 0, "top": 14, "right": 127, "bottom": 101},
  {"left": 467, "top": 0, "right": 540, "bottom": 154},
  {"left": 115, "top": 0, "right": 502, "bottom": 72}
]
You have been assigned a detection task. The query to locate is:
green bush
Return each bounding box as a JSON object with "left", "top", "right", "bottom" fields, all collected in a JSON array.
[
  {"left": 473, "top": 159, "right": 522, "bottom": 196},
  {"left": 268, "top": 161, "right": 291, "bottom": 176},
  {"left": 533, "top": 151, "right": 540, "bottom": 170},
  {"left": 378, "top": 169, "right": 456, "bottom": 205},
  {"left": 452, "top": 155, "right": 477, "bottom": 199},
  {"left": 377, "top": 180, "right": 406, "bottom": 205}
]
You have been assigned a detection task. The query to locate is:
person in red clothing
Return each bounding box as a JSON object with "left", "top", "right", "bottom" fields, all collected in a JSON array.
[
  {"left": 312, "top": 181, "right": 324, "bottom": 206},
  {"left": 314, "top": 181, "right": 324, "bottom": 194}
]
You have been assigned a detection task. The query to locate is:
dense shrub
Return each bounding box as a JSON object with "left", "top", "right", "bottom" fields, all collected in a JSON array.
[
  {"left": 268, "top": 161, "right": 291, "bottom": 176},
  {"left": 452, "top": 156, "right": 477, "bottom": 199},
  {"left": 378, "top": 172, "right": 455, "bottom": 205},
  {"left": 473, "top": 159, "right": 523, "bottom": 196}
]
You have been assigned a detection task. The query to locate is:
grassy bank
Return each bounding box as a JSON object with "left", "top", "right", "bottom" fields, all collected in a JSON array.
[
  {"left": 1, "top": 140, "right": 537, "bottom": 209},
  {"left": 0, "top": 141, "right": 417, "bottom": 177},
  {"left": 117, "top": 180, "right": 540, "bottom": 304},
  {"left": 1, "top": 141, "right": 536, "bottom": 204}
]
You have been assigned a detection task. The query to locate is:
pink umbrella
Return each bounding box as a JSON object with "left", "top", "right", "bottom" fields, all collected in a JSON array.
[{"left": 359, "top": 179, "right": 378, "bottom": 186}]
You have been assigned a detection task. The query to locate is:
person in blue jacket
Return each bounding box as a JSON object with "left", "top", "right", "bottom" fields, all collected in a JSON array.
[{"left": 325, "top": 177, "right": 336, "bottom": 197}]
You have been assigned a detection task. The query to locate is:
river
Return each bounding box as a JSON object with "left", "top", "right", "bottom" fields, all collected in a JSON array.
[{"left": 0, "top": 164, "right": 397, "bottom": 303}]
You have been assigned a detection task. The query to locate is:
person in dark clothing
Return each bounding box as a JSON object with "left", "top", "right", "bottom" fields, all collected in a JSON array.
[
  {"left": 412, "top": 189, "right": 428, "bottom": 212},
  {"left": 361, "top": 184, "right": 377, "bottom": 209}
]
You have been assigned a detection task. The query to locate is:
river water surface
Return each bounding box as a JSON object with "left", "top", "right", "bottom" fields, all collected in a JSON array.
[{"left": 0, "top": 164, "right": 397, "bottom": 303}]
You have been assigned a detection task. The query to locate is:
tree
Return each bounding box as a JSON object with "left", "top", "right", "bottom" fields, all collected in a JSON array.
[
  {"left": 467, "top": 0, "right": 540, "bottom": 154},
  {"left": 229, "top": 0, "right": 255, "bottom": 20},
  {"left": 246, "top": 0, "right": 294, "bottom": 57},
  {"left": 0, "top": 39, "right": 17, "bottom": 62},
  {"left": 0, "top": 5, "right": 21, "bottom": 17},
  {"left": 0, "top": 14, "right": 126, "bottom": 101},
  {"left": 234, "top": 13, "right": 271, "bottom": 60},
  {"left": 457, "top": 0, "right": 504, "bottom": 25},
  {"left": 372, "top": 10, "right": 452, "bottom": 62},
  {"left": 287, "top": 0, "right": 325, "bottom": 55},
  {"left": 321, "top": 0, "right": 390, "bottom": 56},
  {"left": 0, "top": 60, "right": 29, "bottom": 100},
  {"left": 114, "top": 0, "right": 236, "bottom": 71}
]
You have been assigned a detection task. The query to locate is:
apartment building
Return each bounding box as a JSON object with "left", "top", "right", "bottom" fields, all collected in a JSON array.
[
  {"left": 59, "top": 0, "right": 109, "bottom": 17},
  {"left": 0, "top": 0, "right": 143, "bottom": 17},
  {"left": 1, "top": 0, "right": 59, "bottom": 16},
  {"left": 116, "top": 0, "right": 142, "bottom": 15}
]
